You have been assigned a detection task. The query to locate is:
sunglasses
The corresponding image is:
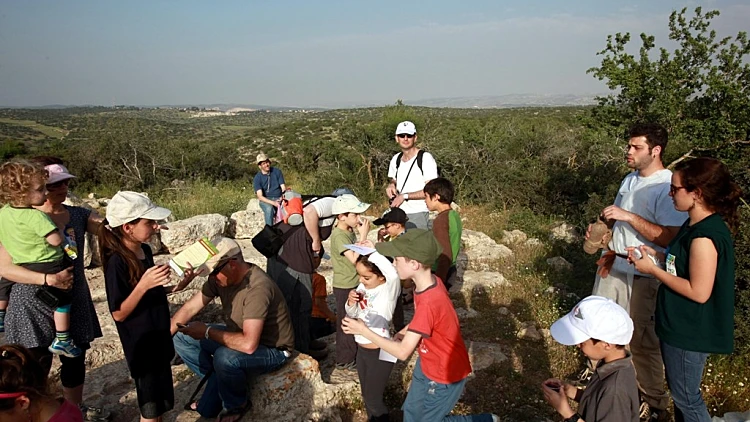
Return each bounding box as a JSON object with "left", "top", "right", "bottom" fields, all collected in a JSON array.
[
  {"left": 47, "top": 179, "right": 70, "bottom": 189},
  {"left": 397, "top": 134, "right": 415, "bottom": 139},
  {"left": 210, "top": 259, "right": 231, "bottom": 276},
  {"left": 669, "top": 184, "right": 687, "bottom": 195}
]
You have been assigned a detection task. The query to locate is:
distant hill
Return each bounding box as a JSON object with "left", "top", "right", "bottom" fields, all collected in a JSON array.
[{"left": 405, "top": 94, "right": 599, "bottom": 108}]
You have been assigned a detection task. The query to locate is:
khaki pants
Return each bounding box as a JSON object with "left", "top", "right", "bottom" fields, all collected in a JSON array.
[{"left": 593, "top": 270, "right": 669, "bottom": 410}]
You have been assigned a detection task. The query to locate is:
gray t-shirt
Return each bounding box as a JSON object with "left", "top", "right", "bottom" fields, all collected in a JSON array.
[{"left": 578, "top": 352, "right": 639, "bottom": 422}]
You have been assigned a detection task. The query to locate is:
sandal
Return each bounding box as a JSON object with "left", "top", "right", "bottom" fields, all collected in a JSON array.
[{"left": 216, "top": 401, "right": 252, "bottom": 422}]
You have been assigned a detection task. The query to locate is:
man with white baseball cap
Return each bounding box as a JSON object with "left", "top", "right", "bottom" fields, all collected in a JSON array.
[
  {"left": 171, "top": 236, "right": 294, "bottom": 420},
  {"left": 385, "top": 121, "right": 438, "bottom": 229},
  {"left": 542, "top": 296, "right": 639, "bottom": 422}
]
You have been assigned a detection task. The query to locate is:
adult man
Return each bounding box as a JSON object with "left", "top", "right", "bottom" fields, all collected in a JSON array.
[
  {"left": 386, "top": 121, "right": 438, "bottom": 229},
  {"left": 588, "top": 123, "right": 686, "bottom": 421},
  {"left": 253, "top": 152, "right": 286, "bottom": 226},
  {"left": 265, "top": 188, "right": 352, "bottom": 358},
  {"left": 172, "top": 237, "right": 294, "bottom": 421}
]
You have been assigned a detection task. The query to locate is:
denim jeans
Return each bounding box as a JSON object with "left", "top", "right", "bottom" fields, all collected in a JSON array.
[
  {"left": 259, "top": 198, "right": 279, "bottom": 226},
  {"left": 402, "top": 359, "right": 494, "bottom": 422},
  {"left": 660, "top": 340, "right": 711, "bottom": 422},
  {"left": 173, "top": 325, "right": 289, "bottom": 417}
]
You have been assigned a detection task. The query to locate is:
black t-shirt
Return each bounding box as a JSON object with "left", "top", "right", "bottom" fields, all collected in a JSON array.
[{"left": 105, "top": 244, "right": 174, "bottom": 377}]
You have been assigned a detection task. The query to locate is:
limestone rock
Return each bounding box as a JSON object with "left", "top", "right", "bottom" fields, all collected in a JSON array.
[
  {"left": 458, "top": 270, "right": 511, "bottom": 294},
  {"left": 466, "top": 341, "right": 508, "bottom": 372},
  {"left": 88, "top": 192, "right": 98, "bottom": 199},
  {"left": 498, "top": 307, "right": 510, "bottom": 316},
  {"left": 546, "top": 256, "right": 573, "bottom": 271},
  {"left": 550, "top": 222, "right": 578, "bottom": 243},
  {"left": 246, "top": 198, "right": 262, "bottom": 212},
  {"left": 501, "top": 229, "right": 528, "bottom": 245},
  {"left": 517, "top": 322, "right": 542, "bottom": 341},
  {"left": 461, "top": 230, "right": 514, "bottom": 270},
  {"left": 455, "top": 307, "right": 479, "bottom": 319},
  {"left": 161, "top": 214, "right": 228, "bottom": 253},
  {"left": 228, "top": 209, "right": 266, "bottom": 239},
  {"left": 525, "top": 238, "right": 543, "bottom": 247}
]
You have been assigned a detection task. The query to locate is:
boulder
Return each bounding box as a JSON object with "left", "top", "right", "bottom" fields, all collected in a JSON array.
[
  {"left": 455, "top": 307, "right": 479, "bottom": 319},
  {"left": 455, "top": 270, "right": 511, "bottom": 295},
  {"left": 461, "top": 230, "right": 514, "bottom": 270},
  {"left": 525, "top": 238, "right": 543, "bottom": 247},
  {"left": 466, "top": 341, "right": 508, "bottom": 372},
  {"left": 517, "top": 322, "right": 542, "bottom": 341},
  {"left": 228, "top": 210, "right": 266, "bottom": 239},
  {"left": 550, "top": 222, "right": 578, "bottom": 243},
  {"left": 161, "top": 214, "right": 229, "bottom": 253},
  {"left": 546, "top": 256, "right": 573, "bottom": 272},
  {"left": 500, "top": 229, "right": 527, "bottom": 245}
]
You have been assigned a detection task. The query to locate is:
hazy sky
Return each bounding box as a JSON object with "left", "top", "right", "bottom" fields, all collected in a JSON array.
[{"left": 1, "top": 0, "right": 747, "bottom": 107}]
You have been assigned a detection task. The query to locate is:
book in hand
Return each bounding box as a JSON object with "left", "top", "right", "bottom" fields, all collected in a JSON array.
[{"left": 169, "top": 237, "right": 220, "bottom": 277}]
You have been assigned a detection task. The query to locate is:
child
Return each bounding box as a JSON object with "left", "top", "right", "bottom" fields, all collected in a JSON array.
[
  {"left": 310, "top": 255, "right": 336, "bottom": 340},
  {"left": 344, "top": 241, "right": 401, "bottom": 421},
  {"left": 342, "top": 229, "right": 498, "bottom": 422},
  {"left": 99, "top": 191, "right": 195, "bottom": 422},
  {"left": 374, "top": 207, "right": 408, "bottom": 242},
  {"left": 329, "top": 194, "right": 371, "bottom": 371},
  {"left": 424, "top": 177, "right": 462, "bottom": 289},
  {"left": 0, "top": 160, "right": 81, "bottom": 358},
  {"left": 541, "top": 295, "right": 639, "bottom": 422}
]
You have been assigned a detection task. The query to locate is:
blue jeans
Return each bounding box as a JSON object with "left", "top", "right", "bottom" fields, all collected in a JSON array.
[
  {"left": 173, "top": 325, "right": 289, "bottom": 417},
  {"left": 403, "top": 359, "right": 494, "bottom": 422},
  {"left": 660, "top": 340, "right": 711, "bottom": 422},
  {"left": 259, "top": 198, "right": 279, "bottom": 226}
]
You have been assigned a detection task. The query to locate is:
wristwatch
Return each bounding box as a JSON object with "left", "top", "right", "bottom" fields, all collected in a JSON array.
[
  {"left": 403, "top": 193, "right": 409, "bottom": 200},
  {"left": 563, "top": 413, "right": 582, "bottom": 422}
]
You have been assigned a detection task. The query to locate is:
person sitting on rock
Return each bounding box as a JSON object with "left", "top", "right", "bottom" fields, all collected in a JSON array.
[{"left": 171, "top": 237, "right": 295, "bottom": 422}]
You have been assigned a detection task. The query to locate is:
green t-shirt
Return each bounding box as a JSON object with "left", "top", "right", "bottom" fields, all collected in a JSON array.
[
  {"left": 448, "top": 210, "right": 463, "bottom": 264},
  {"left": 655, "top": 213, "right": 735, "bottom": 354},
  {"left": 330, "top": 226, "right": 358, "bottom": 289},
  {"left": 0, "top": 205, "right": 63, "bottom": 264}
]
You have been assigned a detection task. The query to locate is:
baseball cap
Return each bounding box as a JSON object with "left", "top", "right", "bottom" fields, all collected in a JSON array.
[
  {"left": 331, "top": 194, "right": 370, "bottom": 215},
  {"left": 375, "top": 228, "right": 442, "bottom": 266},
  {"left": 373, "top": 207, "right": 408, "bottom": 226},
  {"left": 45, "top": 164, "right": 76, "bottom": 184},
  {"left": 106, "top": 191, "right": 172, "bottom": 228},
  {"left": 202, "top": 237, "right": 243, "bottom": 275},
  {"left": 550, "top": 295, "right": 634, "bottom": 346},
  {"left": 256, "top": 153, "right": 270, "bottom": 164},
  {"left": 395, "top": 121, "right": 417, "bottom": 135}
]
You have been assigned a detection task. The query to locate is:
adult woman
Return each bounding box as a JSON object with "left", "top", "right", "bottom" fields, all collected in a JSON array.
[
  {"left": 631, "top": 157, "right": 743, "bottom": 422},
  {"left": 0, "top": 344, "right": 83, "bottom": 422},
  {"left": 0, "top": 157, "right": 106, "bottom": 420}
]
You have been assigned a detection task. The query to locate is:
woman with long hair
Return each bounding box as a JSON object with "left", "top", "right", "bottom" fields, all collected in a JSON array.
[{"left": 630, "top": 157, "right": 743, "bottom": 422}]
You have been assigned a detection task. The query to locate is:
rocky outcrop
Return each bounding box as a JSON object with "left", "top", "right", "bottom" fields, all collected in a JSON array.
[
  {"left": 550, "top": 222, "right": 578, "bottom": 243},
  {"left": 161, "top": 214, "right": 229, "bottom": 253},
  {"left": 546, "top": 256, "right": 573, "bottom": 271},
  {"left": 460, "top": 230, "right": 514, "bottom": 270},
  {"left": 500, "top": 229, "right": 528, "bottom": 245},
  {"left": 228, "top": 199, "right": 267, "bottom": 239}
]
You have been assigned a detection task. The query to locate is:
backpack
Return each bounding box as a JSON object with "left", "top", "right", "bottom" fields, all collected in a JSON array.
[{"left": 395, "top": 150, "right": 426, "bottom": 174}]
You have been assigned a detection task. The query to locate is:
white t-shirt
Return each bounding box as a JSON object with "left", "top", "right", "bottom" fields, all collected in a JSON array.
[
  {"left": 344, "top": 252, "right": 401, "bottom": 344},
  {"left": 304, "top": 197, "right": 336, "bottom": 227},
  {"left": 609, "top": 169, "right": 688, "bottom": 275},
  {"left": 387, "top": 151, "right": 438, "bottom": 214}
]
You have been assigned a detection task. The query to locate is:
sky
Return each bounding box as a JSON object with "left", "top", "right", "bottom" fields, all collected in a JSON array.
[{"left": 0, "top": 0, "right": 748, "bottom": 108}]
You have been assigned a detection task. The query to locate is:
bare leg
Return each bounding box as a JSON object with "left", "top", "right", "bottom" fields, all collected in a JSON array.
[{"left": 53, "top": 309, "right": 70, "bottom": 331}]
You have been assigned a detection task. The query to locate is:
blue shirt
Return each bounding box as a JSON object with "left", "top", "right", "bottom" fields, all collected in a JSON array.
[{"left": 253, "top": 167, "right": 285, "bottom": 199}]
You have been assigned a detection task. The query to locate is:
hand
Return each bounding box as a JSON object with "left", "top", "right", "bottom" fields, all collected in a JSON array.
[
  {"left": 341, "top": 316, "right": 366, "bottom": 336},
  {"left": 312, "top": 239, "right": 322, "bottom": 255},
  {"left": 358, "top": 239, "right": 375, "bottom": 249},
  {"left": 177, "top": 321, "right": 208, "bottom": 340},
  {"left": 357, "top": 217, "right": 371, "bottom": 239},
  {"left": 50, "top": 267, "right": 74, "bottom": 289},
  {"left": 386, "top": 184, "right": 397, "bottom": 198},
  {"left": 138, "top": 265, "right": 171, "bottom": 291},
  {"left": 171, "top": 262, "right": 198, "bottom": 293},
  {"left": 377, "top": 228, "right": 388, "bottom": 242},
  {"left": 585, "top": 223, "right": 593, "bottom": 240},
  {"left": 347, "top": 289, "right": 363, "bottom": 306},
  {"left": 626, "top": 245, "right": 659, "bottom": 275},
  {"left": 390, "top": 194, "right": 405, "bottom": 208},
  {"left": 541, "top": 378, "right": 575, "bottom": 418},
  {"left": 602, "top": 205, "right": 632, "bottom": 223}
]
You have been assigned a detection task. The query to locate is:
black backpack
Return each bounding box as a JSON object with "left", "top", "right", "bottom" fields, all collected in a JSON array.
[{"left": 394, "top": 150, "right": 427, "bottom": 174}]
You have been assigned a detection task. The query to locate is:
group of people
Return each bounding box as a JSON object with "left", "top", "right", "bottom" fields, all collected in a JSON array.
[{"left": 0, "top": 120, "right": 743, "bottom": 422}]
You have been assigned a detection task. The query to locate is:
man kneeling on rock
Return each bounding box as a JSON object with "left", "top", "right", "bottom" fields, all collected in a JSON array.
[{"left": 171, "top": 237, "right": 295, "bottom": 421}]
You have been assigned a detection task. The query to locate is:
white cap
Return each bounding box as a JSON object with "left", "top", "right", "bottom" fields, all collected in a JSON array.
[
  {"left": 395, "top": 121, "right": 417, "bottom": 135},
  {"left": 550, "top": 295, "right": 633, "bottom": 346},
  {"left": 256, "top": 153, "right": 269, "bottom": 164},
  {"left": 106, "top": 191, "right": 172, "bottom": 228},
  {"left": 45, "top": 164, "right": 76, "bottom": 184},
  {"left": 202, "top": 237, "right": 243, "bottom": 275},
  {"left": 331, "top": 194, "right": 371, "bottom": 215}
]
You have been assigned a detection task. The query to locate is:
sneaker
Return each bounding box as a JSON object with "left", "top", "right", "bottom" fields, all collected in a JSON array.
[
  {"left": 639, "top": 402, "right": 668, "bottom": 421},
  {"left": 48, "top": 338, "right": 82, "bottom": 358},
  {"left": 79, "top": 404, "right": 112, "bottom": 421},
  {"left": 335, "top": 361, "right": 356, "bottom": 371},
  {"left": 639, "top": 401, "right": 651, "bottom": 420}
]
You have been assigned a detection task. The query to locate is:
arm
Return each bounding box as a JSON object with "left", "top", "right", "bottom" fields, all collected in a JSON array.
[
  {"left": 0, "top": 244, "right": 72, "bottom": 288},
  {"left": 342, "top": 317, "right": 421, "bottom": 361},
  {"left": 304, "top": 205, "right": 322, "bottom": 253},
  {"left": 344, "top": 288, "right": 365, "bottom": 318},
  {"left": 170, "top": 291, "right": 212, "bottom": 335},
  {"left": 209, "top": 319, "right": 265, "bottom": 354},
  {"left": 110, "top": 265, "right": 170, "bottom": 322},
  {"left": 86, "top": 210, "right": 104, "bottom": 234},
  {"left": 601, "top": 205, "right": 681, "bottom": 248},
  {"left": 432, "top": 215, "right": 452, "bottom": 281},
  {"left": 632, "top": 239, "right": 718, "bottom": 303},
  {"left": 45, "top": 230, "right": 63, "bottom": 247},
  {"left": 256, "top": 189, "right": 279, "bottom": 206},
  {"left": 315, "top": 296, "right": 337, "bottom": 321}
]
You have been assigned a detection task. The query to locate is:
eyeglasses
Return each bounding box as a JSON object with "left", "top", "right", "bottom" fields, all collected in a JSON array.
[
  {"left": 397, "top": 134, "right": 415, "bottom": 139},
  {"left": 669, "top": 185, "right": 687, "bottom": 195},
  {"left": 210, "top": 259, "right": 231, "bottom": 277},
  {"left": 46, "top": 179, "right": 70, "bottom": 189}
]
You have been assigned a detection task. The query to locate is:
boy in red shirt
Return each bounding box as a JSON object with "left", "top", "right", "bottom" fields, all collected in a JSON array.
[{"left": 342, "top": 229, "right": 498, "bottom": 421}]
